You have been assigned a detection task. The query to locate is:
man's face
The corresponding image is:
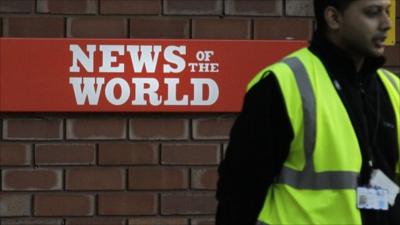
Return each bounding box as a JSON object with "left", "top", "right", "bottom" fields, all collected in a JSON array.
[{"left": 337, "top": 0, "right": 391, "bottom": 58}]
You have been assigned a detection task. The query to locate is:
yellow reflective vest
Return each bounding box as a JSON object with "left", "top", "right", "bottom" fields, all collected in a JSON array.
[{"left": 247, "top": 48, "right": 400, "bottom": 225}]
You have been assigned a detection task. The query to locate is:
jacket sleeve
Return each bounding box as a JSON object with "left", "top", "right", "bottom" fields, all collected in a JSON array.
[{"left": 215, "top": 73, "right": 293, "bottom": 225}]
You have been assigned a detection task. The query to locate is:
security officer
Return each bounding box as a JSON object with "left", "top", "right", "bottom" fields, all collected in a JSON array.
[{"left": 216, "top": 0, "right": 400, "bottom": 224}]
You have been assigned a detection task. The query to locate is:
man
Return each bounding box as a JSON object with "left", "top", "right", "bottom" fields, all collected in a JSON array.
[{"left": 216, "top": 0, "right": 400, "bottom": 224}]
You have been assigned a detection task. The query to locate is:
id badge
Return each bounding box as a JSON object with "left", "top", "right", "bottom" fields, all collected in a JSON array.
[
  {"left": 369, "top": 169, "right": 400, "bottom": 206},
  {"left": 357, "top": 187, "right": 389, "bottom": 210}
]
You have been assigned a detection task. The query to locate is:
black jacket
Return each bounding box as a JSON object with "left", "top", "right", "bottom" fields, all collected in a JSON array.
[{"left": 216, "top": 32, "right": 400, "bottom": 225}]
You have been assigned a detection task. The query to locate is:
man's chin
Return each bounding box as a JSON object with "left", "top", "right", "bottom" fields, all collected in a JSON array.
[{"left": 366, "top": 47, "right": 385, "bottom": 58}]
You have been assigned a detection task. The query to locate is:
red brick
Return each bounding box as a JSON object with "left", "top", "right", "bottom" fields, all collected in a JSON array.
[
  {"left": 66, "top": 168, "right": 125, "bottom": 190},
  {"left": 285, "top": 0, "right": 314, "bottom": 16},
  {"left": 164, "top": 0, "right": 222, "bottom": 15},
  {"left": 37, "top": 0, "right": 97, "bottom": 14},
  {"left": 161, "top": 192, "right": 216, "bottom": 215},
  {"left": 131, "top": 17, "right": 190, "bottom": 39},
  {"left": 66, "top": 118, "right": 127, "bottom": 140},
  {"left": 192, "top": 18, "right": 251, "bottom": 40},
  {"left": 225, "top": 0, "right": 282, "bottom": 16},
  {"left": 161, "top": 144, "right": 220, "bottom": 165},
  {"left": 2, "top": 169, "right": 62, "bottom": 191},
  {"left": 99, "top": 142, "right": 158, "bottom": 165},
  {"left": 35, "top": 143, "right": 95, "bottom": 165},
  {"left": 0, "top": 143, "right": 31, "bottom": 166},
  {"left": 34, "top": 194, "right": 94, "bottom": 216},
  {"left": 254, "top": 18, "right": 313, "bottom": 40},
  {"left": 128, "top": 217, "right": 188, "bottom": 225},
  {"left": 66, "top": 218, "right": 125, "bottom": 225},
  {"left": 129, "top": 167, "right": 188, "bottom": 190},
  {"left": 67, "top": 17, "right": 128, "bottom": 38},
  {"left": 99, "top": 193, "right": 157, "bottom": 215},
  {"left": 191, "top": 218, "right": 215, "bottom": 225},
  {"left": 0, "top": 0, "right": 34, "bottom": 13},
  {"left": 191, "top": 167, "right": 218, "bottom": 190},
  {"left": 1, "top": 219, "right": 62, "bottom": 225},
  {"left": 0, "top": 193, "right": 31, "bottom": 216},
  {"left": 3, "top": 17, "right": 64, "bottom": 37},
  {"left": 3, "top": 118, "right": 63, "bottom": 140},
  {"left": 384, "top": 44, "right": 400, "bottom": 66},
  {"left": 100, "top": 0, "right": 160, "bottom": 14},
  {"left": 192, "top": 117, "right": 235, "bottom": 140},
  {"left": 130, "top": 118, "right": 189, "bottom": 140}
]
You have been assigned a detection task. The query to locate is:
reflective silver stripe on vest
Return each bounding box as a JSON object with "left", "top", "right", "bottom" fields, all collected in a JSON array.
[
  {"left": 277, "top": 57, "right": 359, "bottom": 190},
  {"left": 282, "top": 57, "right": 316, "bottom": 169},
  {"left": 381, "top": 69, "right": 400, "bottom": 95},
  {"left": 279, "top": 166, "right": 359, "bottom": 189}
]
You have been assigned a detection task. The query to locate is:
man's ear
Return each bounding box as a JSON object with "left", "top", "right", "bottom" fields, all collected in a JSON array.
[{"left": 324, "top": 6, "right": 342, "bottom": 30}]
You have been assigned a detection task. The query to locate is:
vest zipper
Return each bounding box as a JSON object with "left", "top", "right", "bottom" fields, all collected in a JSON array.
[{"left": 359, "top": 82, "right": 375, "bottom": 169}]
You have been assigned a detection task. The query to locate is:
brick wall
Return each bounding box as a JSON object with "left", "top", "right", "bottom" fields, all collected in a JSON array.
[{"left": 0, "top": 0, "right": 399, "bottom": 225}]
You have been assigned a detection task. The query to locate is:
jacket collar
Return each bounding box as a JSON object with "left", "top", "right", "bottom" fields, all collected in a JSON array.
[{"left": 308, "top": 31, "right": 385, "bottom": 85}]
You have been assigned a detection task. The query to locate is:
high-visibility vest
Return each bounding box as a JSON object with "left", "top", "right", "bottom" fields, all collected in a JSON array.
[{"left": 247, "top": 48, "right": 400, "bottom": 225}]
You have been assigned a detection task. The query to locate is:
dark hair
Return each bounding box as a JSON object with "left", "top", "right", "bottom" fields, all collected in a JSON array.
[{"left": 314, "top": 0, "right": 354, "bottom": 33}]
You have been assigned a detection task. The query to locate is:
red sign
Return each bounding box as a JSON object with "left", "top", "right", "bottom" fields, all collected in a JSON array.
[{"left": 0, "top": 38, "right": 306, "bottom": 112}]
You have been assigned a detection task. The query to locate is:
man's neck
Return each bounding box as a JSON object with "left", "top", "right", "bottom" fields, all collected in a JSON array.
[{"left": 326, "top": 32, "right": 365, "bottom": 72}]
